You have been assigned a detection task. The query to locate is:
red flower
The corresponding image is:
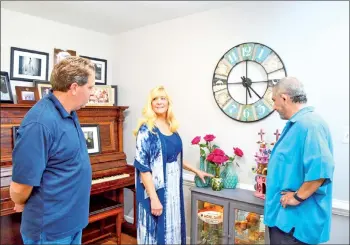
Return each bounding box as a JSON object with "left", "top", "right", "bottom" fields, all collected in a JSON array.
[
  {"left": 233, "top": 147, "right": 244, "bottom": 157},
  {"left": 203, "top": 134, "right": 216, "bottom": 142},
  {"left": 191, "top": 136, "right": 201, "bottom": 145},
  {"left": 206, "top": 148, "right": 229, "bottom": 165}
]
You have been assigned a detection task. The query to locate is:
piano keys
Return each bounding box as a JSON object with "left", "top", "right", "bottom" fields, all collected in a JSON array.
[{"left": 92, "top": 173, "right": 131, "bottom": 185}]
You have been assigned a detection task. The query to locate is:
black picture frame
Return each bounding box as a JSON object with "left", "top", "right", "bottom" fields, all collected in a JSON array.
[
  {"left": 81, "top": 124, "right": 101, "bottom": 155},
  {"left": 10, "top": 47, "right": 49, "bottom": 82},
  {"left": 80, "top": 55, "right": 107, "bottom": 85},
  {"left": 12, "top": 126, "right": 19, "bottom": 145},
  {"left": 111, "top": 85, "right": 118, "bottom": 106},
  {"left": 1, "top": 71, "right": 14, "bottom": 103}
]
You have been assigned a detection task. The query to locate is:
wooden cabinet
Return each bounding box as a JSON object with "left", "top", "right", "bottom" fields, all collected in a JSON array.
[{"left": 191, "top": 187, "right": 269, "bottom": 245}]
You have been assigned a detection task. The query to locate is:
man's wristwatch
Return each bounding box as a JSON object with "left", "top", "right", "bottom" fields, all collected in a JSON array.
[{"left": 293, "top": 192, "right": 305, "bottom": 202}]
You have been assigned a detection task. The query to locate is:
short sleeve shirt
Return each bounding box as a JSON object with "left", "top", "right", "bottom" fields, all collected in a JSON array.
[
  {"left": 12, "top": 91, "right": 92, "bottom": 241},
  {"left": 264, "top": 107, "right": 334, "bottom": 244}
]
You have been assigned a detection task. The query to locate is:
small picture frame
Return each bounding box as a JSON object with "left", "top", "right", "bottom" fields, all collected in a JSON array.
[
  {"left": 54, "top": 48, "right": 77, "bottom": 65},
  {"left": 111, "top": 85, "right": 118, "bottom": 106},
  {"left": 1, "top": 71, "right": 14, "bottom": 103},
  {"left": 10, "top": 47, "right": 49, "bottom": 82},
  {"left": 15, "top": 86, "right": 39, "bottom": 104},
  {"left": 87, "top": 85, "right": 114, "bottom": 106},
  {"left": 80, "top": 55, "right": 107, "bottom": 85},
  {"left": 12, "top": 126, "right": 19, "bottom": 145},
  {"left": 33, "top": 80, "right": 52, "bottom": 99},
  {"left": 81, "top": 124, "right": 101, "bottom": 154}
]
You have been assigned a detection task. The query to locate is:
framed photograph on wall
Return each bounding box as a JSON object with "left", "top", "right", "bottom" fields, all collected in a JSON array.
[
  {"left": 33, "top": 80, "right": 52, "bottom": 99},
  {"left": 1, "top": 71, "right": 14, "bottom": 103},
  {"left": 87, "top": 85, "right": 114, "bottom": 106},
  {"left": 54, "top": 48, "right": 76, "bottom": 65},
  {"left": 111, "top": 85, "right": 118, "bottom": 106},
  {"left": 10, "top": 47, "right": 49, "bottom": 82},
  {"left": 15, "top": 86, "right": 39, "bottom": 104},
  {"left": 81, "top": 124, "right": 101, "bottom": 154},
  {"left": 80, "top": 55, "right": 107, "bottom": 85},
  {"left": 12, "top": 126, "right": 20, "bottom": 145}
]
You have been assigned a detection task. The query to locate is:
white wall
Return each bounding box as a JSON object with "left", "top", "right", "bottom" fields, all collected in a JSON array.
[
  {"left": 1, "top": 8, "right": 115, "bottom": 100},
  {"left": 113, "top": 1, "right": 349, "bottom": 202}
]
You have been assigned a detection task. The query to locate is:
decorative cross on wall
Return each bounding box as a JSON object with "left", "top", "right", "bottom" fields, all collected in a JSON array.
[
  {"left": 258, "top": 129, "right": 265, "bottom": 143},
  {"left": 274, "top": 129, "right": 281, "bottom": 141}
]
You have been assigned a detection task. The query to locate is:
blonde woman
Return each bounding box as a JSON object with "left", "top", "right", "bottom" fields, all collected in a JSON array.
[{"left": 133, "top": 86, "right": 211, "bottom": 244}]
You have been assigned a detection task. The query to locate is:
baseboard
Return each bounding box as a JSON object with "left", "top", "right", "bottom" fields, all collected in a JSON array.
[
  {"left": 332, "top": 199, "right": 350, "bottom": 216},
  {"left": 183, "top": 172, "right": 349, "bottom": 216},
  {"left": 124, "top": 214, "right": 134, "bottom": 224}
]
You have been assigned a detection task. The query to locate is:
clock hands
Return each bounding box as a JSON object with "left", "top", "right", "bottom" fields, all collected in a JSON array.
[
  {"left": 247, "top": 84, "right": 262, "bottom": 99},
  {"left": 246, "top": 87, "right": 248, "bottom": 104},
  {"left": 241, "top": 75, "right": 263, "bottom": 103},
  {"left": 227, "top": 80, "right": 269, "bottom": 84},
  {"left": 226, "top": 64, "right": 265, "bottom": 104},
  {"left": 241, "top": 76, "right": 252, "bottom": 99}
]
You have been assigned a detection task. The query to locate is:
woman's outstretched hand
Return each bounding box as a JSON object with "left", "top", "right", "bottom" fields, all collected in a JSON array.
[{"left": 196, "top": 170, "right": 214, "bottom": 183}]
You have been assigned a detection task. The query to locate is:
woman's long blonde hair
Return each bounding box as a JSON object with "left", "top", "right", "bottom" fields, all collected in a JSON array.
[{"left": 133, "top": 86, "right": 179, "bottom": 136}]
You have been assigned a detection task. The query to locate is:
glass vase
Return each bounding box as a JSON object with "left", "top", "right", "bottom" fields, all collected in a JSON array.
[
  {"left": 211, "top": 166, "right": 223, "bottom": 191},
  {"left": 194, "top": 156, "right": 210, "bottom": 187},
  {"left": 222, "top": 162, "right": 238, "bottom": 189},
  {"left": 206, "top": 161, "right": 216, "bottom": 186}
]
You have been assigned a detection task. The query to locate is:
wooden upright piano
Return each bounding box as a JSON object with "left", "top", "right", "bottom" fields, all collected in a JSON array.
[{"left": 0, "top": 104, "right": 135, "bottom": 244}]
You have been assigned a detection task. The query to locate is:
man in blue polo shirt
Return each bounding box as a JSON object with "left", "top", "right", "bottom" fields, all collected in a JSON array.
[
  {"left": 11, "top": 56, "right": 96, "bottom": 244},
  {"left": 264, "top": 77, "right": 334, "bottom": 244}
]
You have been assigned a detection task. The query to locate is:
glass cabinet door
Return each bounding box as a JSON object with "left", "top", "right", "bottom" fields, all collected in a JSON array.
[
  {"left": 229, "top": 202, "right": 268, "bottom": 244},
  {"left": 191, "top": 193, "right": 229, "bottom": 245}
]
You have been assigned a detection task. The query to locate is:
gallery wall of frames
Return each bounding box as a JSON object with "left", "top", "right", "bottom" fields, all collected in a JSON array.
[{"left": 0, "top": 46, "right": 117, "bottom": 106}]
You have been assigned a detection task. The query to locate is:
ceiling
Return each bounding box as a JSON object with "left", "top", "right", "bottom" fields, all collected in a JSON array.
[{"left": 1, "top": 1, "right": 233, "bottom": 35}]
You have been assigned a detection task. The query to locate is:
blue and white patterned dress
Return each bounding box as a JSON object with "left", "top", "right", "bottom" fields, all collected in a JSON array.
[{"left": 133, "top": 124, "right": 186, "bottom": 244}]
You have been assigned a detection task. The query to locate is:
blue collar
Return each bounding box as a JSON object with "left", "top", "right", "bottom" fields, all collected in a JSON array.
[
  {"left": 47, "top": 90, "right": 75, "bottom": 119},
  {"left": 289, "top": 106, "right": 314, "bottom": 123}
]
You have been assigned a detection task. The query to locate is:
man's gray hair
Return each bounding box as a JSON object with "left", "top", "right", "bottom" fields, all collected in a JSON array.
[{"left": 273, "top": 77, "right": 307, "bottom": 104}]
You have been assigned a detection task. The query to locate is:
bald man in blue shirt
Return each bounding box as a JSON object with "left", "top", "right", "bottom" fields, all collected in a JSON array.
[{"left": 264, "top": 77, "right": 334, "bottom": 245}]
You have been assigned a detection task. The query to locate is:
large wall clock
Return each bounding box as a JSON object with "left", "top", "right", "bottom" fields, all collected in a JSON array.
[{"left": 212, "top": 42, "right": 287, "bottom": 123}]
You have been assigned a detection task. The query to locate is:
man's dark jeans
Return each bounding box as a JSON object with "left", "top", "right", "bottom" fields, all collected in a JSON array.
[{"left": 269, "top": 226, "right": 310, "bottom": 245}]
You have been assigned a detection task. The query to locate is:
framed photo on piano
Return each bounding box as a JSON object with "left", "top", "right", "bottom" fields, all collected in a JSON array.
[
  {"left": 87, "top": 85, "right": 114, "bottom": 106},
  {"left": 12, "top": 126, "right": 20, "bottom": 145},
  {"left": 81, "top": 124, "right": 101, "bottom": 154}
]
